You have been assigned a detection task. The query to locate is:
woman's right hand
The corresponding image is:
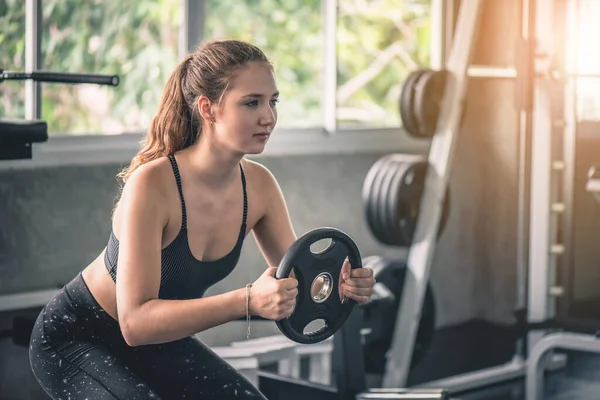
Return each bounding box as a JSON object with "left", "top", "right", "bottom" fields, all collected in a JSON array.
[{"left": 249, "top": 267, "right": 298, "bottom": 321}]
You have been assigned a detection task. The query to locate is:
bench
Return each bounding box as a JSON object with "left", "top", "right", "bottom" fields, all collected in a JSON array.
[{"left": 209, "top": 334, "right": 334, "bottom": 386}]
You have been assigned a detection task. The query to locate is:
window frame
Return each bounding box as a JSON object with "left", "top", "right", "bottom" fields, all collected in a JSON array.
[{"left": 6, "top": 0, "right": 446, "bottom": 169}]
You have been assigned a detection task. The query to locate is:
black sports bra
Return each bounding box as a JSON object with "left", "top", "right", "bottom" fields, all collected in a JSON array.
[{"left": 103, "top": 155, "right": 248, "bottom": 300}]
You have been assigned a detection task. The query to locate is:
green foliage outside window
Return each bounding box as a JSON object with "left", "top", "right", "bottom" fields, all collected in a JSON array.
[{"left": 0, "top": 0, "right": 431, "bottom": 135}]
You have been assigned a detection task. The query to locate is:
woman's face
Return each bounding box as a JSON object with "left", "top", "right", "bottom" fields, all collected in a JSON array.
[{"left": 211, "top": 61, "right": 279, "bottom": 155}]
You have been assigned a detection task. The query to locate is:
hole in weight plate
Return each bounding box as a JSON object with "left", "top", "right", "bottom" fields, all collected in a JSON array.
[
  {"left": 310, "top": 238, "right": 333, "bottom": 254},
  {"left": 311, "top": 272, "right": 333, "bottom": 303},
  {"left": 303, "top": 319, "right": 327, "bottom": 335}
]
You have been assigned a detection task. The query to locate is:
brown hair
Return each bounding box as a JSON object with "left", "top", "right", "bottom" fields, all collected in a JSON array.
[{"left": 117, "top": 40, "right": 272, "bottom": 183}]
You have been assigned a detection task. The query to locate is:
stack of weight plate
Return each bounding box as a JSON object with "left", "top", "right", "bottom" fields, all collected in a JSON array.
[
  {"left": 399, "top": 68, "right": 447, "bottom": 139},
  {"left": 362, "top": 154, "right": 450, "bottom": 247}
]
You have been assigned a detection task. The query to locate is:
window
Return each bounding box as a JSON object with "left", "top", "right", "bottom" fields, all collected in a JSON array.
[
  {"left": 204, "top": 0, "right": 324, "bottom": 128},
  {"left": 40, "top": 0, "right": 182, "bottom": 135},
  {"left": 570, "top": 0, "right": 600, "bottom": 121},
  {"left": 204, "top": 0, "right": 433, "bottom": 130},
  {"left": 0, "top": 0, "right": 26, "bottom": 119},
  {"left": 337, "top": 0, "right": 432, "bottom": 128},
  {"left": 8, "top": 0, "right": 437, "bottom": 139}
]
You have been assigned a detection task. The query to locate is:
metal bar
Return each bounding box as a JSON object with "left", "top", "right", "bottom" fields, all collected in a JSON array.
[
  {"left": 514, "top": 0, "right": 534, "bottom": 359},
  {"left": 356, "top": 388, "right": 448, "bottom": 399},
  {"left": 429, "top": 0, "right": 446, "bottom": 70},
  {"left": 443, "top": 0, "right": 456, "bottom": 64},
  {"left": 416, "top": 359, "right": 526, "bottom": 393},
  {"left": 180, "top": 0, "right": 205, "bottom": 57},
  {"left": 322, "top": 0, "right": 338, "bottom": 133},
  {"left": 467, "top": 65, "right": 600, "bottom": 80},
  {"left": 527, "top": 0, "right": 557, "bottom": 354},
  {"left": 381, "top": 0, "right": 484, "bottom": 388},
  {"left": 415, "top": 354, "right": 566, "bottom": 394},
  {"left": 0, "top": 289, "right": 58, "bottom": 312},
  {"left": 556, "top": 0, "right": 579, "bottom": 321},
  {"left": 552, "top": 72, "right": 600, "bottom": 79},
  {"left": 2, "top": 71, "right": 119, "bottom": 86},
  {"left": 467, "top": 66, "right": 519, "bottom": 79},
  {"left": 25, "top": 0, "right": 42, "bottom": 120},
  {"left": 526, "top": 333, "right": 600, "bottom": 400}
]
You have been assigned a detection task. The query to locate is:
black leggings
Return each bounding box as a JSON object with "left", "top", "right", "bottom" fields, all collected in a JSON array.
[{"left": 29, "top": 272, "right": 267, "bottom": 400}]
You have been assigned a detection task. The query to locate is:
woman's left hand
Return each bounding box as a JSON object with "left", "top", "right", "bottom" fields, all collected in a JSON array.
[{"left": 338, "top": 258, "right": 375, "bottom": 304}]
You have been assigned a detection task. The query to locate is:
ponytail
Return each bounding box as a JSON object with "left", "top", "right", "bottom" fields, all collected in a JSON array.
[
  {"left": 117, "top": 55, "right": 198, "bottom": 184},
  {"left": 117, "top": 39, "right": 271, "bottom": 185}
]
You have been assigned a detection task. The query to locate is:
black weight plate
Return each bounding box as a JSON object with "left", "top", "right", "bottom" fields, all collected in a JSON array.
[
  {"left": 376, "top": 156, "right": 409, "bottom": 246},
  {"left": 385, "top": 157, "right": 424, "bottom": 245},
  {"left": 399, "top": 69, "right": 428, "bottom": 138},
  {"left": 398, "top": 159, "right": 428, "bottom": 245},
  {"left": 382, "top": 155, "right": 423, "bottom": 246},
  {"left": 275, "top": 227, "right": 362, "bottom": 344},
  {"left": 370, "top": 155, "right": 398, "bottom": 244},
  {"left": 405, "top": 161, "right": 451, "bottom": 242},
  {"left": 363, "top": 155, "right": 396, "bottom": 244},
  {"left": 389, "top": 159, "right": 451, "bottom": 245},
  {"left": 414, "top": 69, "right": 447, "bottom": 138}
]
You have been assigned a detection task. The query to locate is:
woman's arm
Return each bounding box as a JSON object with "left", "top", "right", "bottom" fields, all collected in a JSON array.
[
  {"left": 115, "top": 164, "right": 247, "bottom": 347},
  {"left": 251, "top": 166, "right": 298, "bottom": 268},
  {"left": 251, "top": 163, "right": 375, "bottom": 304}
]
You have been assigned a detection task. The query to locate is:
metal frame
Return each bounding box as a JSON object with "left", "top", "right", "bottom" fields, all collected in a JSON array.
[
  {"left": 179, "top": 0, "right": 205, "bottom": 57},
  {"left": 322, "top": 0, "right": 338, "bottom": 134},
  {"left": 556, "top": 0, "right": 579, "bottom": 322},
  {"left": 24, "top": 0, "right": 42, "bottom": 120},
  {"left": 382, "top": 0, "right": 485, "bottom": 388},
  {"left": 384, "top": 0, "right": 599, "bottom": 396},
  {"left": 526, "top": 332, "right": 600, "bottom": 400},
  {"left": 526, "top": 0, "right": 557, "bottom": 354},
  {"left": 388, "top": 0, "right": 542, "bottom": 390}
]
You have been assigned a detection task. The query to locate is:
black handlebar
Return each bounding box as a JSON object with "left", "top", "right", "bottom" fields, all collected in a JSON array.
[{"left": 0, "top": 69, "right": 119, "bottom": 86}]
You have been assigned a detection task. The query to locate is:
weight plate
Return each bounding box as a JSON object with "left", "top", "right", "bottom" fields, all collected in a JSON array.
[
  {"left": 376, "top": 157, "right": 409, "bottom": 245},
  {"left": 389, "top": 158, "right": 451, "bottom": 246},
  {"left": 414, "top": 69, "right": 447, "bottom": 138},
  {"left": 275, "top": 227, "right": 362, "bottom": 344},
  {"left": 383, "top": 155, "right": 422, "bottom": 246},
  {"left": 371, "top": 156, "right": 397, "bottom": 244},
  {"left": 399, "top": 69, "right": 429, "bottom": 138},
  {"left": 363, "top": 154, "right": 396, "bottom": 244}
]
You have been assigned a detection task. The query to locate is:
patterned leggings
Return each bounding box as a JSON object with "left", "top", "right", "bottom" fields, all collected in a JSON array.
[{"left": 29, "top": 272, "right": 267, "bottom": 400}]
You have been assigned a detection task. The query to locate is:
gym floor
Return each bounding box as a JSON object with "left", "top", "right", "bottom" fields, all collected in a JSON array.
[{"left": 402, "top": 319, "right": 600, "bottom": 400}]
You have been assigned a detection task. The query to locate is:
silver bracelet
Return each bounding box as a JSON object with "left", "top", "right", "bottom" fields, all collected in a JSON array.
[{"left": 245, "top": 283, "right": 252, "bottom": 339}]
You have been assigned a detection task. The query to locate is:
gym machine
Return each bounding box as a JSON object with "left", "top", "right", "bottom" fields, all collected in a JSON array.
[
  {"left": 0, "top": 0, "right": 120, "bottom": 161},
  {"left": 0, "top": 70, "right": 119, "bottom": 161},
  {"left": 367, "top": 0, "right": 600, "bottom": 399}
]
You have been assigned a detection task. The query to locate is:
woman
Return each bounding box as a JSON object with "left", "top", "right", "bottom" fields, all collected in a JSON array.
[{"left": 29, "top": 39, "right": 375, "bottom": 400}]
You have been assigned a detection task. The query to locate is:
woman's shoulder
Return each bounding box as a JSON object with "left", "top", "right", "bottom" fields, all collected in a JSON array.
[
  {"left": 241, "top": 158, "right": 280, "bottom": 193},
  {"left": 120, "top": 157, "right": 175, "bottom": 203},
  {"left": 111, "top": 156, "right": 173, "bottom": 228}
]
